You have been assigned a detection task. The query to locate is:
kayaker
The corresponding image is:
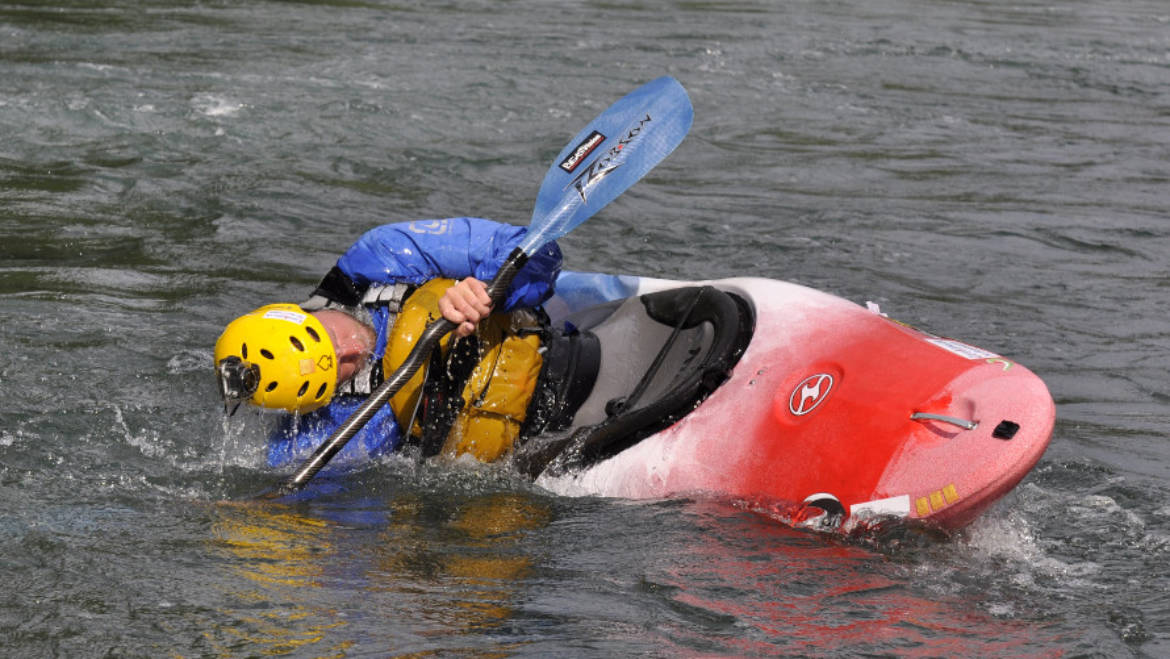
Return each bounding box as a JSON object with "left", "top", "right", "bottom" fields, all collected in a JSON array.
[{"left": 214, "top": 217, "right": 563, "bottom": 468}]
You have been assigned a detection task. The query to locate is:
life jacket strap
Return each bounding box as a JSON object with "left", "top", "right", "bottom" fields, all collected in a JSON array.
[{"left": 360, "top": 282, "right": 412, "bottom": 312}]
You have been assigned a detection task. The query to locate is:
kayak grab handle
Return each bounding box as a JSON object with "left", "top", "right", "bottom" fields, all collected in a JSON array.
[{"left": 910, "top": 412, "right": 978, "bottom": 431}]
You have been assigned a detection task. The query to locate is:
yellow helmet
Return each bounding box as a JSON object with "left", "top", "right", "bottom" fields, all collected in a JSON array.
[{"left": 214, "top": 304, "right": 337, "bottom": 413}]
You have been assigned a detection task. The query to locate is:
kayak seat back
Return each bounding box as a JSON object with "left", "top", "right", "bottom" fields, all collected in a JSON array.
[{"left": 514, "top": 285, "right": 753, "bottom": 477}]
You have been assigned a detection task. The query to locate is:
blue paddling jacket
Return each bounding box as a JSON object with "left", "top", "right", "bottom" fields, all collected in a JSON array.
[{"left": 266, "top": 218, "right": 562, "bottom": 469}]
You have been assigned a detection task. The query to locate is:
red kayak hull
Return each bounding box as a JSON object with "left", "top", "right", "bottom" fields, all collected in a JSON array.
[{"left": 545, "top": 277, "right": 1055, "bottom": 532}]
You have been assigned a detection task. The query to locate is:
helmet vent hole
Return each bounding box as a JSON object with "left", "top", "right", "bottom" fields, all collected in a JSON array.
[
  {"left": 297, "top": 381, "right": 309, "bottom": 397},
  {"left": 265, "top": 381, "right": 278, "bottom": 392},
  {"left": 289, "top": 336, "right": 305, "bottom": 352},
  {"left": 305, "top": 327, "right": 321, "bottom": 342},
  {"left": 315, "top": 383, "right": 327, "bottom": 399},
  {"left": 241, "top": 343, "right": 248, "bottom": 359},
  {"left": 260, "top": 349, "right": 275, "bottom": 360}
]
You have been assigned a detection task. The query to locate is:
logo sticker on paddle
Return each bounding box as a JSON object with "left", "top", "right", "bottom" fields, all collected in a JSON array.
[
  {"left": 560, "top": 130, "right": 606, "bottom": 173},
  {"left": 566, "top": 113, "right": 653, "bottom": 202},
  {"left": 789, "top": 373, "right": 834, "bottom": 416}
]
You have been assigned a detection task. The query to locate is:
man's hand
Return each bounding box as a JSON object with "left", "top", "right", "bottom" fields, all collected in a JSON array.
[{"left": 438, "top": 278, "right": 493, "bottom": 337}]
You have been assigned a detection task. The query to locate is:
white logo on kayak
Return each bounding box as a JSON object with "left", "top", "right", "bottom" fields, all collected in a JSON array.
[{"left": 789, "top": 373, "right": 834, "bottom": 416}]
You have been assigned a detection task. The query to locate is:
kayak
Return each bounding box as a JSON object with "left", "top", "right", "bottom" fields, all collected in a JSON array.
[{"left": 512, "top": 271, "right": 1055, "bottom": 533}]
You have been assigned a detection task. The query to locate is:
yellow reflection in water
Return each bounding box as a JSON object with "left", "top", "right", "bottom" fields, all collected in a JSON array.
[
  {"left": 206, "top": 502, "right": 351, "bottom": 657},
  {"left": 202, "top": 491, "right": 552, "bottom": 656},
  {"left": 369, "top": 492, "right": 552, "bottom": 636},
  {"left": 214, "top": 506, "right": 329, "bottom": 588}
]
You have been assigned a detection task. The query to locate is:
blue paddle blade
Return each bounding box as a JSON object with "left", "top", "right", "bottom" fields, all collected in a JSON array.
[{"left": 520, "top": 76, "right": 693, "bottom": 255}]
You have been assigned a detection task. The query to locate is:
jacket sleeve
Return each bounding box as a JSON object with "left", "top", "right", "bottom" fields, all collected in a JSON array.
[
  {"left": 266, "top": 396, "right": 401, "bottom": 469},
  {"left": 335, "top": 218, "right": 562, "bottom": 311}
]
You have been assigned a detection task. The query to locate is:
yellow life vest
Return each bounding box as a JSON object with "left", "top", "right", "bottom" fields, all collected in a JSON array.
[{"left": 383, "top": 279, "right": 543, "bottom": 462}]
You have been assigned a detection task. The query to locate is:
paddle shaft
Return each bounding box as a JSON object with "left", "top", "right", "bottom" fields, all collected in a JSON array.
[{"left": 275, "top": 250, "right": 526, "bottom": 494}]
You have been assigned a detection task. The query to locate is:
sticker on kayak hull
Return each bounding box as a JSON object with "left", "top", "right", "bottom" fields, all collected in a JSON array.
[
  {"left": 789, "top": 373, "right": 834, "bottom": 416},
  {"left": 927, "top": 338, "right": 999, "bottom": 360}
]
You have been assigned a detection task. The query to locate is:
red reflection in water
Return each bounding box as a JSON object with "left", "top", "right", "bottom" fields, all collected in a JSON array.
[{"left": 645, "top": 500, "right": 1067, "bottom": 657}]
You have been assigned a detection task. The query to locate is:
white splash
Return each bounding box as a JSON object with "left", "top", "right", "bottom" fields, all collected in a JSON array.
[
  {"left": 192, "top": 94, "right": 246, "bottom": 118},
  {"left": 167, "top": 350, "right": 213, "bottom": 375}
]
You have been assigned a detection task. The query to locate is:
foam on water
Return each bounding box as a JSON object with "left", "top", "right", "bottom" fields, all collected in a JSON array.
[{"left": 191, "top": 94, "right": 247, "bottom": 118}]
